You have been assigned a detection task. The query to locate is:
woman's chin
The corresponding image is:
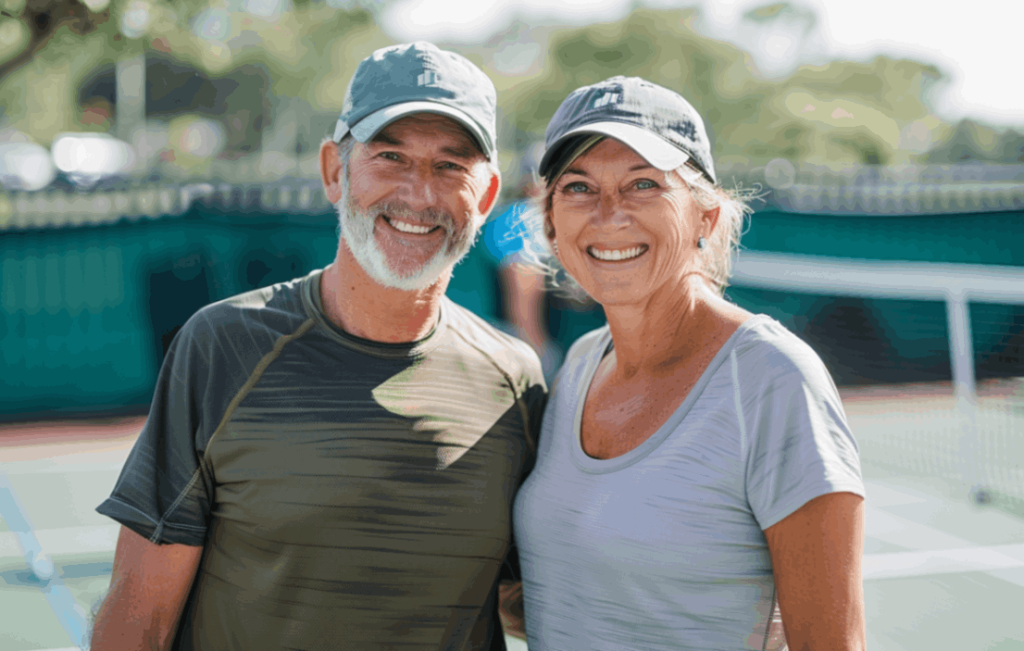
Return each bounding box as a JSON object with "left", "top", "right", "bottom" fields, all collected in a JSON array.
[{"left": 581, "top": 283, "right": 651, "bottom": 309}]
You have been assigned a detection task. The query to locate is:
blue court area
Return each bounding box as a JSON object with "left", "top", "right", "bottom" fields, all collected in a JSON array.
[{"left": 1, "top": 411, "right": 1023, "bottom": 650}]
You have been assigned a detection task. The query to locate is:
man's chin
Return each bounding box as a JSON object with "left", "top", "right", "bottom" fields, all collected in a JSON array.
[{"left": 358, "top": 247, "right": 456, "bottom": 291}]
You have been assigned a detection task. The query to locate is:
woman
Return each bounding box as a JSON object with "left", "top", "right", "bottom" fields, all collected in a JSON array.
[{"left": 511, "top": 77, "right": 866, "bottom": 651}]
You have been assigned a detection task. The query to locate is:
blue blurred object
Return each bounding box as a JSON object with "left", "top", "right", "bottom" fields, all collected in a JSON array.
[{"left": 483, "top": 200, "right": 533, "bottom": 263}]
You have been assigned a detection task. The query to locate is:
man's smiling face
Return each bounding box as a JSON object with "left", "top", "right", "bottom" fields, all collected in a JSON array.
[{"left": 337, "top": 113, "right": 498, "bottom": 291}]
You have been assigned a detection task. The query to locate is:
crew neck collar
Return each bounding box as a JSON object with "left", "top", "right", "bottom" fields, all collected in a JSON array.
[{"left": 300, "top": 269, "right": 449, "bottom": 360}]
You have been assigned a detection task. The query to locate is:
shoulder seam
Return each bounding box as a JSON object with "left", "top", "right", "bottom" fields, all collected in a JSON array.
[
  {"left": 450, "top": 326, "right": 537, "bottom": 455},
  {"left": 205, "top": 316, "right": 318, "bottom": 454},
  {"left": 153, "top": 317, "right": 318, "bottom": 540}
]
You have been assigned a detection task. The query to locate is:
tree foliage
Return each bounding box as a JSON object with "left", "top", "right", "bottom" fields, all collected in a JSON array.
[{"left": 1, "top": 0, "right": 1020, "bottom": 176}]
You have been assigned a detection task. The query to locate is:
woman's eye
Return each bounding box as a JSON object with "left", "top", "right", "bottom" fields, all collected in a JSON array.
[
  {"left": 565, "top": 182, "right": 589, "bottom": 193},
  {"left": 635, "top": 179, "right": 657, "bottom": 190}
]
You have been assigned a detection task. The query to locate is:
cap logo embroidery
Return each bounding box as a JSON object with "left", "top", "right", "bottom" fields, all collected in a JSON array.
[
  {"left": 417, "top": 71, "right": 440, "bottom": 87},
  {"left": 592, "top": 92, "right": 621, "bottom": 109},
  {"left": 676, "top": 121, "right": 698, "bottom": 140}
]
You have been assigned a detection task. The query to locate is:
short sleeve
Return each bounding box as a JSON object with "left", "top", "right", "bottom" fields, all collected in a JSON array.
[
  {"left": 96, "top": 316, "right": 216, "bottom": 546},
  {"left": 743, "top": 355, "right": 865, "bottom": 531}
]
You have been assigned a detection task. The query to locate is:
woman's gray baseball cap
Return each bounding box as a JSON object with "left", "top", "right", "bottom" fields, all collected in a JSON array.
[
  {"left": 332, "top": 42, "right": 498, "bottom": 161},
  {"left": 539, "top": 76, "right": 716, "bottom": 184}
]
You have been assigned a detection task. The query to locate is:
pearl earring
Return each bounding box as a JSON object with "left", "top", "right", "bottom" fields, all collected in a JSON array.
[{"left": 697, "top": 236, "right": 707, "bottom": 250}]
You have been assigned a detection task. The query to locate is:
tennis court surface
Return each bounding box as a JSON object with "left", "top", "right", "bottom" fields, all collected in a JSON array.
[{"left": 2, "top": 405, "right": 1023, "bottom": 650}]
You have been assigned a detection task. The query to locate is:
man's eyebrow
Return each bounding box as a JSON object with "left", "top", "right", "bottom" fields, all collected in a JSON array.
[
  {"left": 629, "top": 163, "right": 654, "bottom": 172},
  {"left": 370, "top": 132, "right": 402, "bottom": 146},
  {"left": 441, "top": 144, "right": 477, "bottom": 159},
  {"left": 562, "top": 167, "right": 589, "bottom": 177}
]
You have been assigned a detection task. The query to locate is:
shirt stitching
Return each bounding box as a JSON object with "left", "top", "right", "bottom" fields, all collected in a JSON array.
[
  {"left": 450, "top": 327, "right": 537, "bottom": 455},
  {"left": 151, "top": 317, "right": 317, "bottom": 542}
]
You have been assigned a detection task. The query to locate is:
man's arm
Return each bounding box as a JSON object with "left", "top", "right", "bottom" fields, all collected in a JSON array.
[
  {"left": 90, "top": 526, "right": 203, "bottom": 651},
  {"left": 764, "top": 491, "right": 866, "bottom": 651},
  {"left": 497, "top": 580, "right": 526, "bottom": 640}
]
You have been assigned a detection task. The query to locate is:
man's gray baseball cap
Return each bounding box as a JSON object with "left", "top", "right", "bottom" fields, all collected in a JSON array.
[
  {"left": 539, "top": 76, "right": 716, "bottom": 184},
  {"left": 332, "top": 42, "right": 498, "bottom": 161}
]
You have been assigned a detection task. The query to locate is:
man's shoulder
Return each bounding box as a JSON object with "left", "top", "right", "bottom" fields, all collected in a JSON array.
[
  {"left": 176, "top": 274, "right": 313, "bottom": 356},
  {"left": 442, "top": 298, "right": 544, "bottom": 384}
]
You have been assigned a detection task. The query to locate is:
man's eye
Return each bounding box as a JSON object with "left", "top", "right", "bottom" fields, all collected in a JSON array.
[
  {"left": 565, "top": 182, "right": 589, "bottom": 193},
  {"left": 635, "top": 179, "right": 657, "bottom": 190},
  {"left": 439, "top": 161, "right": 465, "bottom": 171},
  {"left": 379, "top": 152, "right": 401, "bottom": 161}
]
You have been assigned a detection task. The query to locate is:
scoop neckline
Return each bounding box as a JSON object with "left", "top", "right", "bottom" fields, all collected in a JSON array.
[{"left": 570, "top": 314, "right": 771, "bottom": 474}]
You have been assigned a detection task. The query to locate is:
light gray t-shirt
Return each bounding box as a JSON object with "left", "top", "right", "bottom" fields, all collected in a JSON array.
[{"left": 512, "top": 315, "right": 864, "bottom": 651}]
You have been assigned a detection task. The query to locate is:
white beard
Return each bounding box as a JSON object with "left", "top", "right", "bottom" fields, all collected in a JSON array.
[{"left": 336, "top": 174, "right": 480, "bottom": 291}]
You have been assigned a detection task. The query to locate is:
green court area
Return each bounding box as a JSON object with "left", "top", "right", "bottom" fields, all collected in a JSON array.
[{"left": 2, "top": 414, "right": 1023, "bottom": 650}]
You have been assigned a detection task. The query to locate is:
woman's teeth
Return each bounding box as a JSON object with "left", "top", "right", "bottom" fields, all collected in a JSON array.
[
  {"left": 387, "top": 217, "right": 434, "bottom": 234},
  {"left": 588, "top": 246, "right": 645, "bottom": 261}
]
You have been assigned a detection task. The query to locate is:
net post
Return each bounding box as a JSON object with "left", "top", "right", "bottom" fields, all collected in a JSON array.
[{"left": 944, "top": 288, "right": 988, "bottom": 503}]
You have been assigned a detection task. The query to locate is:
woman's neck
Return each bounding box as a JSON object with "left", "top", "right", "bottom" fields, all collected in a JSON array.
[{"left": 600, "top": 278, "right": 738, "bottom": 379}]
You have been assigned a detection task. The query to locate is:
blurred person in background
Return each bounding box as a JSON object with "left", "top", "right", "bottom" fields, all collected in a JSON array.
[
  {"left": 512, "top": 77, "right": 866, "bottom": 651},
  {"left": 89, "top": 42, "right": 544, "bottom": 651},
  {"left": 484, "top": 145, "right": 607, "bottom": 383}
]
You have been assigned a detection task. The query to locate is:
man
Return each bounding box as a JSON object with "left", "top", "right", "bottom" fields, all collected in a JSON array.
[{"left": 90, "top": 42, "right": 544, "bottom": 650}]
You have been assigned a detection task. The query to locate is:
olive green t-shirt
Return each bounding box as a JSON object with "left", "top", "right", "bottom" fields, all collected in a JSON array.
[{"left": 97, "top": 269, "right": 545, "bottom": 650}]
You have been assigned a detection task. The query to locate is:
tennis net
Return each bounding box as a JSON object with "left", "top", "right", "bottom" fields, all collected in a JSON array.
[{"left": 729, "top": 252, "right": 1024, "bottom": 510}]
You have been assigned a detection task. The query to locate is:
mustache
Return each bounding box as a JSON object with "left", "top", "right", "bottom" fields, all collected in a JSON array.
[{"left": 372, "top": 201, "right": 455, "bottom": 233}]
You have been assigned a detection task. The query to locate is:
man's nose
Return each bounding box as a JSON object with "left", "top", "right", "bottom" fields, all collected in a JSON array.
[{"left": 397, "top": 165, "right": 437, "bottom": 212}]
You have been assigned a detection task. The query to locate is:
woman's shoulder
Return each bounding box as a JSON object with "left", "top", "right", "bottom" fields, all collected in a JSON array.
[
  {"left": 730, "top": 315, "right": 835, "bottom": 389},
  {"left": 549, "top": 326, "right": 611, "bottom": 395},
  {"left": 562, "top": 325, "right": 612, "bottom": 365}
]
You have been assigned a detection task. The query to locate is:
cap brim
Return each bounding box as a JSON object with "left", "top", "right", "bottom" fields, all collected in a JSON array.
[
  {"left": 341, "top": 101, "right": 495, "bottom": 161},
  {"left": 540, "top": 122, "right": 690, "bottom": 178}
]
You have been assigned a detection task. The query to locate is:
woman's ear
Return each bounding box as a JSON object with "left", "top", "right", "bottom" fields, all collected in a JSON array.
[{"left": 702, "top": 205, "right": 721, "bottom": 239}]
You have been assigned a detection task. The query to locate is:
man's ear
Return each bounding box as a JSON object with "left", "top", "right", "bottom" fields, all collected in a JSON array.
[
  {"left": 320, "top": 140, "right": 343, "bottom": 204},
  {"left": 477, "top": 169, "right": 501, "bottom": 217}
]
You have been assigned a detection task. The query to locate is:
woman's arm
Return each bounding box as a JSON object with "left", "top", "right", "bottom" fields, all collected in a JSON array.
[{"left": 764, "top": 491, "right": 865, "bottom": 651}]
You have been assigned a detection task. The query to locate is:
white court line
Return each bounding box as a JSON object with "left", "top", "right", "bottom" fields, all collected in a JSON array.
[
  {"left": 864, "top": 507, "right": 974, "bottom": 550},
  {"left": 863, "top": 543, "right": 1024, "bottom": 581},
  {"left": 505, "top": 635, "right": 529, "bottom": 651},
  {"left": 0, "top": 524, "right": 119, "bottom": 561}
]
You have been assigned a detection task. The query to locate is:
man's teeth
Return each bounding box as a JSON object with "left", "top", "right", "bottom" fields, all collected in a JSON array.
[
  {"left": 388, "top": 217, "right": 434, "bottom": 234},
  {"left": 588, "top": 246, "right": 645, "bottom": 261}
]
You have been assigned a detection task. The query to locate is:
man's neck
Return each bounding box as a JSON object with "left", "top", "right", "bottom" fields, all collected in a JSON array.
[{"left": 319, "top": 241, "right": 450, "bottom": 344}]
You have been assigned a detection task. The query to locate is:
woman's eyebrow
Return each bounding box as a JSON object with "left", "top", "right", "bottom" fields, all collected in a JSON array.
[{"left": 564, "top": 164, "right": 654, "bottom": 177}]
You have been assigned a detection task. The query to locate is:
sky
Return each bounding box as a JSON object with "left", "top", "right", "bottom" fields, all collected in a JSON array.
[{"left": 379, "top": 0, "right": 1024, "bottom": 128}]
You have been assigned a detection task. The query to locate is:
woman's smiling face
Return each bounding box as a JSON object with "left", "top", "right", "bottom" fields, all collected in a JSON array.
[{"left": 548, "top": 137, "right": 712, "bottom": 308}]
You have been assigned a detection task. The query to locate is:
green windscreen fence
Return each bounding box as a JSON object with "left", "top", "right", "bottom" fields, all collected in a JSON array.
[{"left": 1, "top": 188, "right": 1022, "bottom": 419}]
